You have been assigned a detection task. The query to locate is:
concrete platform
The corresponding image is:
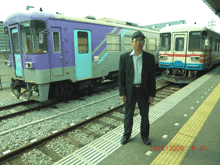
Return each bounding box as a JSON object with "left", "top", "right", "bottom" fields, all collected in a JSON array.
[{"left": 54, "top": 66, "right": 220, "bottom": 165}]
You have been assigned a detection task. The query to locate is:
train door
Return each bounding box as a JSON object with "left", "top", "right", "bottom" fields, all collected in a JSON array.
[
  {"left": 173, "top": 33, "right": 187, "bottom": 69},
  {"left": 74, "top": 30, "right": 92, "bottom": 80},
  {"left": 50, "top": 27, "right": 64, "bottom": 76},
  {"left": 10, "top": 26, "right": 23, "bottom": 78}
]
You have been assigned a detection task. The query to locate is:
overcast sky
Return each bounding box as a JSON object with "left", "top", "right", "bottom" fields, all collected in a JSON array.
[{"left": 1, "top": 0, "right": 220, "bottom": 32}]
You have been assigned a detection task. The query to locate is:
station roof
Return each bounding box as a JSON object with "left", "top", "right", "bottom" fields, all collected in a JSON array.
[
  {"left": 142, "top": 20, "right": 186, "bottom": 31},
  {"left": 203, "top": 0, "right": 220, "bottom": 18}
]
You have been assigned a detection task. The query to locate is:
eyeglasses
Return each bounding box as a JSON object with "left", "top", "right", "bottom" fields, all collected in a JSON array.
[{"left": 133, "top": 39, "right": 145, "bottom": 43}]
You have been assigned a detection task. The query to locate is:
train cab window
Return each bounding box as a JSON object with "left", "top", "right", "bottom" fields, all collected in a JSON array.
[
  {"left": 20, "top": 20, "right": 48, "bottom": 54},
  {"left": 11, "top": 29, "right": 20, "bottom": 54},
  {"left": 77, "top": 32, "right": 88, "bottom": 54},
  {"left": 175, "top": 37, "right": 184, "bottom": 51},
  {"left": 160, "top": 33, "right": 171, "bottom": 51},
  {"left": 189, "top": 31, "right": 205, "bottom": 51},
  {"left": 53, "top": 32, "right": 61, "bottom": 53}
]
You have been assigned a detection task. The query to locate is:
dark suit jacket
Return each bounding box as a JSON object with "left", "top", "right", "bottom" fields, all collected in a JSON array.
[{"left": 118, "top": 51, "right": 156, "bottom": 103}]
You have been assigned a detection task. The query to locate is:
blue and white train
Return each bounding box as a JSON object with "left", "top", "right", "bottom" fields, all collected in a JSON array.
[
  {"left": 4, "top": 10, "right": 159, "bottom": 101},
  {"left": 159, "top": 24, "right": 220, "bottom": 83}
]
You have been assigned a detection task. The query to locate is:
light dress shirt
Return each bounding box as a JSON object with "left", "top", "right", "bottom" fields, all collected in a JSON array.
[{"left": 130, "top": 50, "right": 143, "bottom": 84}]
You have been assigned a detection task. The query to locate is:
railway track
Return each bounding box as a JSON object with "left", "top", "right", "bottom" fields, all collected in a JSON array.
[
  {"left": 0, "top": 100, "right": 35, "bottom": 111},
  {"left": 0, "top": 76, "right": 166, "bottom": 122},
  {"left": 0, "top": 81, "right": 185, "bottom": 164},
  {"left": 0, "top": 80, "right": 119, "bottom": 121},
  {"left": 0, "top": 100, "right": 62, "bottom": 121},
  {"left": 0, "top": 78, "right": 165, "bottom": 126}
]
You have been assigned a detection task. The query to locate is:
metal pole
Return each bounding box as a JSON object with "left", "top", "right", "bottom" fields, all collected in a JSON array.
[{"left": 0, "top": 75, "right": 2, "bottom": 90}]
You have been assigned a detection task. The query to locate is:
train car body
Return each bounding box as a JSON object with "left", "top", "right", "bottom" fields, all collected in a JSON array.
[
  {"left": 4, "top": 11, "right": 159, "bottom": 101},
  {"left": 159, "top": 24, "right": 220, "bottom": 83}
]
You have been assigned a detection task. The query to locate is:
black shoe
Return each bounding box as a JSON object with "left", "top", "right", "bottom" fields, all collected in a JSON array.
[
  {"left": 142, "top": 138, "right": 150, "bottom": 145},
  {"left": 121, "top": 137, "right": 130, "bottom": 145}
]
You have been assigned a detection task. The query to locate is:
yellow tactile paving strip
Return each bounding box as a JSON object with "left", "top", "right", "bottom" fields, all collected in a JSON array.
[{"left": 151, "top": 83, "right": 220, "bottom": 165}]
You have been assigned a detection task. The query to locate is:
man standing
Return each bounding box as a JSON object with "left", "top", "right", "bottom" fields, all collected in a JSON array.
[{"left": 118, "top": 31, "right": 156, "bottom": 145}]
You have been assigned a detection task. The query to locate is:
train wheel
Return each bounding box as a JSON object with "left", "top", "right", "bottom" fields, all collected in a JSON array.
[
  {"left": 85, "top": 79, "right": 101, "bottom": 93},
  {"left": 62, "top": 82, "right": 75, "bottom": 96},
  {"left": 85, "top": 84, "right": 95, "bottom": 93}
]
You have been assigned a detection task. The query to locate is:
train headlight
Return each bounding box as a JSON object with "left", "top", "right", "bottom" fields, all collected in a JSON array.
[
  {"left": 5, "top": 61, "right": 11, "bottom": 66},
  {"left": 25, "top": 62, "right": 35, "bottom": 69},
  {"left": 159, "top": 55, "right": 168, "bottom": 60},
  {"left": 191, "top": 56, "right": 200, "bottom": 61}
]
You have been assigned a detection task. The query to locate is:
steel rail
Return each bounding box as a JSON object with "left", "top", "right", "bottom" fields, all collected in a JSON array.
[
  {"left": 0, "top": 103, "right": 124, "bottom": 163},
  {"left": 0, "top": 100, "right": 36, "bottom": 111},
  {"left": 0, "top": 80, "right": 172, "bottom": 164}
]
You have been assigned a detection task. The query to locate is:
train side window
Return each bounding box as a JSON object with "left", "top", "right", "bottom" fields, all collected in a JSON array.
[
  {"left": 3, "top": 26, "right": 10, "bottom": 56},
  {"left": 214, "top": 40, "right": 217, "bottom": 52},
  {"left": 53, "top": 32, "right": 61, "bottom": 53},
  {"left": 175, "top": 37, "right": 184, "bottom": 51},
  {"left": 201, "top": 31, "right": 207, "bottom": 51},
  {"left": 214, "top": 39, "right": 220, "bottom": 52},
  {"left": 77, "top": 32, "right": 88, "bottom": 54},
  {"left": 124, "top": 35, "right": 133, "bottom": 51},
  {"left": 212, "top": 42, "right": 215, "bottom": 52},
  {"left": 148, "top": 38, "right": 156, "bottom": 51},
  {"left": 106, "top": 34, "right": 121, "bottom": 52}
]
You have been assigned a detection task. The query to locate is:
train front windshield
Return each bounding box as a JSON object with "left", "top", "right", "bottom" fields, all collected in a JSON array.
[
  {"left": 20, "top": 20, "right": 48, "bottom": 54},
  {"left": 160, "top": 33, "right": 171, "bottom": 51},
  {"left": 189, "top": 31, "right": 206, "bottom": 51}
]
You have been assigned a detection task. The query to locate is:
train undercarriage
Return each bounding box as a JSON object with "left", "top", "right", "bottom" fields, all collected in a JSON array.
[
  {"left": 10, "top": 71, "right": 119, "bottom": 102},
  {"left": 162, "top": 68, "right": 199, "bottom": 84}
]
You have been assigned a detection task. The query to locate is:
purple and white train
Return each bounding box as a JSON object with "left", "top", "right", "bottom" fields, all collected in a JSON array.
[{"left": 4, "top": 10, "right": 159, "bottom": 101}]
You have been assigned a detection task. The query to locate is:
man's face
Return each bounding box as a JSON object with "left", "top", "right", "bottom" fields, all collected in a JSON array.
[{"left": 131, "top": 36, "right": 145, "bottom": 51}]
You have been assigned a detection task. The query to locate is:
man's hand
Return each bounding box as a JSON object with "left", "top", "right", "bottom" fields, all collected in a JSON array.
[
  {"left": 120, "top": 95, "right": 127, "bottom": 103},
  {"left": 148, "top": 96, "right": 154, "bottom": 105}
]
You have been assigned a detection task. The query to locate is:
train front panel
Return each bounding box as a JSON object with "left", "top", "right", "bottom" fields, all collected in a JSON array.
[{"left": 159, "top": 25, "right": 220, "bottom": 83}]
